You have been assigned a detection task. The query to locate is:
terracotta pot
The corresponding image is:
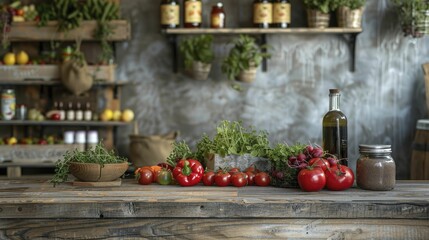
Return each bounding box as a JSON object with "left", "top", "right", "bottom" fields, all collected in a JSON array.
[
  {"left": 69, "top": 162, "right": 129, "bottom": 182},
  {"left": 236, "top": 67, "right": 257, "bottom": 83},
  {"left": 337, "top": 7, "right": 364, "bottom": 28},
  {"left": 191, "top": 61, "right": 211, "bottom": 80},
  {"left": 307, "top": 9, "right": 330, "bottom": 28}
]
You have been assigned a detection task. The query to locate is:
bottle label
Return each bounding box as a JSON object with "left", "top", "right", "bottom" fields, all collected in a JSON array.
[
  {"left": 1, "top": 90, "right": 15, "bottom": 120},
  {"left": 211, "top": 15, "right": 223, "bottom": 28},
  {"left": 253, "top": 3, "right": 272, "bottom": 24},
  {"left": 273, "top": 3, "right": 291, "bottom": 23},
  {"left": 161, "top": 5, "right": 180, "bottom": 25},
  {"left": 185, "top": 1, "right": 202, "bottom": 23}
]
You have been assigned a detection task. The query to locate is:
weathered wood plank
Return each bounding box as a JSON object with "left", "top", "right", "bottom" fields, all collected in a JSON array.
[
  {"left": 9, "top": 20, "right": 131, "bottom": 42},
  {"left": 0, "top": 219, "right": 427, "bottom": 239},
  {"left": 164, "top": 27, "right": 363, "bottom": 35}
]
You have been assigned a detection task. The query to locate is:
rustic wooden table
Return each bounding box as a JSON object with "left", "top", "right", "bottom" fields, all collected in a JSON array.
[{"left": 0, "top": 177, "right": 428, "bottom": 239}]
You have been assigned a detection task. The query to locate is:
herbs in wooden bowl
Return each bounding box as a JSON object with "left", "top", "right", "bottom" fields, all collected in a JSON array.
[{"left": 50, "top": 143, "right": 128, "bottom": 186}]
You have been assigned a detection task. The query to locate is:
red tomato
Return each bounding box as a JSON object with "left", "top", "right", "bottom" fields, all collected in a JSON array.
[
  {"left": 231, "top": 172, "right": 248, "bottom": 187},
  {"left": 298, "top": 168, "right": 326, "bottom": 192},
  {"left": 254, "top": 172, "right": 270, "bottom": 186},
  {"left": 137, "top": 169, "right": 153, "bottom": 185},
  {"left": 50, "top": 113, "right": 61, "bottom": 121},
  {"left": 245, "top": 171, "right": 256, "bottom": 186},
  {"left": 245, "top": 165, "right": 259, "bottom": 173},
  {"left": 308, "top": 158, "right": 330, "bottom": 171},
  {"left": 324, "top": 165, "right": 354, "bottom": 191},
  {"left": 203, "top": 171, "right": 216, "bottom": 186},
  {"left": 214, "top": 171, "right": 231, "bottom": 187},
  {"left": 228, "top": 167, "right": 241, "bottom": 176}
]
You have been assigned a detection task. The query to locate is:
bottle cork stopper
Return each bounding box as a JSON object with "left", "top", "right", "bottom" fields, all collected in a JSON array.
[{"left": 329, "top": 89, "right": 340, "bottom": 94}]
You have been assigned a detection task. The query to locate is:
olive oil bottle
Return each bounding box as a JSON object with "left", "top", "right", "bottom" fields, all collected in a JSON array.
[{"left": 322, "top": 89, "right": 348, "bottom": 166}]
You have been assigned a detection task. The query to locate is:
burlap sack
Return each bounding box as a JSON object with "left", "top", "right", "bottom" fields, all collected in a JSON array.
[
  {"left": 61, "top": 61, "right": 93, "bottom": 95},
  {"left": 129, "top": 132, "right": 178, "bottom": 168}
]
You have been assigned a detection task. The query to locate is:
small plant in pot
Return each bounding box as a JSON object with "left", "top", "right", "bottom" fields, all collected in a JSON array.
[
  {"left": 50, "top": 142, "right": 129, "bottom": 186},
  {"left": 391, "top": 0, "right": 429, "bottom": 38},
  {"left": 221, "top": 35, "right": 270, "bottom": 84},
  {"left": 179, "top": 34, "right": 214, "bottom": 80},
  {"left": 303, "top": 0, "right": 335, "bottom": 28},
  {"left": 333, "top": 0, "right": 366, "bottom": 28}
]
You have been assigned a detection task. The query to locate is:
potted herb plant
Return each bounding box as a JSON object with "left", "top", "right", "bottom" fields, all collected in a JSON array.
[
  {"left": 334, "top": 0, "right": 366, "bottom": 28},
  {"left": 221, "top": 35, "right": 270, "bottom": 83},
  {"left": 392, "top": 0, "right": 429, "bottom": 38},
  {"left": 303, "top": 0, "right": 335, "bottom": 28},
  {"left": 50, "top": 142, "right": 129, "bottom": 186},
  {"left": 179, "top": 34, "right": 214, "bottom": 81}
]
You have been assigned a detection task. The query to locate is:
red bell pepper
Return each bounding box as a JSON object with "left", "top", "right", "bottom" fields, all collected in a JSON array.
[{"left": 173, "top": 159, "right": 204, "bottom": 187}]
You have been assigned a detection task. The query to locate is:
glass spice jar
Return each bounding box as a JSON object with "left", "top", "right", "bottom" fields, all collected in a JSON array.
[
  {"left": 211, "top": 2, "right": 226, "bottom": 28},
  {"left": 356, "top": 144, "right": 396, "bottom": 191}
]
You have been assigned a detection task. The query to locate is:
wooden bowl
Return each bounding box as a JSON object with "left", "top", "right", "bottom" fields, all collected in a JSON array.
[{"left": 69, "top": 162, "right": 129, "bottom": 182}]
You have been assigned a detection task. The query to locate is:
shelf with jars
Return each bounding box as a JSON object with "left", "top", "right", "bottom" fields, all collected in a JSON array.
[{"left": 160, "top": 0, "right": 362, "bottom": 73}]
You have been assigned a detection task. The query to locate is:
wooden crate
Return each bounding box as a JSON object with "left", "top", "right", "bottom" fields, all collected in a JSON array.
[
  {"left": 0, "top": 144, "right": 82, "bottom": 164},
  {"left": 0, "top": 64, "right": 115, "bottom": 82}
]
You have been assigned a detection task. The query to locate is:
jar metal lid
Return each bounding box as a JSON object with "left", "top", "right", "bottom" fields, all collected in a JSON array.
[
  {"left": 359, "top": 144, "right": 392, "bottom": 154},
  {"left": 417, "top": 119, "right": 429, "bottom": 130}
]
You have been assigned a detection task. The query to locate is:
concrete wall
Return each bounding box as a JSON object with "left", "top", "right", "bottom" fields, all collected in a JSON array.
[{"left": 116, "top": 0, "right": 429, "bottom": 180}]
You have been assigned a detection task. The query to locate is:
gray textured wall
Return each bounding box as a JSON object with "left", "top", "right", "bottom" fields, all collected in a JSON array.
[{"left": 115, "top": 0, "right": 429, "bottom": 180}]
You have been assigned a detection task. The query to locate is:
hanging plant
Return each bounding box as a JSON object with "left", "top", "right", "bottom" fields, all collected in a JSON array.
[{"left": 0, "top": 7, "right": 11, "bottom": 50}]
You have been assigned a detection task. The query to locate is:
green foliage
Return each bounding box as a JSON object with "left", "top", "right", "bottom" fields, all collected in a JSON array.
[
  {"left": 331, "top": 0, "right": 366, "bottom": 10},
  {"left": 391, "top": 0, "right": 429, "bottom": 37},
  {"left": 37, "top": 0, "right": 83, "bottom": 32},
  {"left": 179, "top": 34, "right": 214, "bottom": 69},
  {"left": 267, "top": 143, "right": 307, "bottom": 187},
  {"left": 221, "top": 35, "right": 270, "bottom": 80},
  {"left": 303, "top": 0, "right": 336, "bottom": 13},
  {"left": 166, "top": 141, "right": 195, "bottom": 166},
  {"left": 50, "top": 142, "right": 127, "bottom": 186}
]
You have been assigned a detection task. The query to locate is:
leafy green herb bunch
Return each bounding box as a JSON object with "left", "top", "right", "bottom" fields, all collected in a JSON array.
[
  {"left": 331, "top": 0, "right": 366, "bottom": 10},
  {"left": 179, "top": 34, "right": 215, "bottom": 69},
  {"left": 391, "top": 0, "right": 429, "bottom": 37},
  {"left": 303, "top": 0, "right": 337, "bottom": 13}
]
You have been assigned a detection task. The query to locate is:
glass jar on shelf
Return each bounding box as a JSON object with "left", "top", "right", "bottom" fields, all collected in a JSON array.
[{"left": 211, "top": 2, "right": 226, "bottom": 28}]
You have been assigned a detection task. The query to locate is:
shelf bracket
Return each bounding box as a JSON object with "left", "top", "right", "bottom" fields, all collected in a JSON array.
[
  {"left": 342, "top": 32, "right": 360, "bottom": 72},
  {"left": 259, "top": 34, "right": 268, "bottom": 72},
  {"left": 168, "top": 34, "right": 179, "bottom": 73}
]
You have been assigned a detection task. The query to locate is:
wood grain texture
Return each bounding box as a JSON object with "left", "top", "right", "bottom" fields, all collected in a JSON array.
[
  {"left": 9, "top": 20, "right": 131, "bottom": 42},
  {"left": 0, "top": 219, "right": 427, "bottom": 240},
  {"left": 164, "top": 28, "right": 363, "bottom": 35}
]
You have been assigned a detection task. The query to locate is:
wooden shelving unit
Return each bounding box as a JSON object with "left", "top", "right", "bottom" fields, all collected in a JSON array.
[
  {"left": 8, "top": 20, "right": 131, "bottom": 42},
  {"left": 163, "top": 28, "right": 362, "bottom": 72},
  {"left": 0, "top": 120, "right": 130, "bottom": 127}
]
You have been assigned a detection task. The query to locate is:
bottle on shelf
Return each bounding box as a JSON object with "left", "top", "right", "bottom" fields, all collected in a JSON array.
[
  {"left": 272, "top": 0, "right": 291, "bottom": 28},
  {"left": 322, "top": 89, "right": 348, "bottom": 166},
  {"left": 184, "top": 0, "right": 202, "bottom": 28},
  {"left": 84, "top": 102, "right": 92, "bottom": 121},
  {"left": 75, "top": 103, "right": 83, "bottom": 121},
  {"left": 160, "top": 0, "right": 180, "bottom": 29},
  {"left": 66, "top": 102, "right": 75, "bottom": 121},
  {"left": 58, "top": 102, "right": 65, "bottom": 120},
  {"left": 211, "top": 2, "right": 226, "bottom": 28},
  {"left": 253, "top": 0, "right": 273, "bottom": 28}
]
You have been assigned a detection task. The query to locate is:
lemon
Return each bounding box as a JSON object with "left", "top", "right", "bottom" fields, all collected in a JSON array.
[
  {"left": 121, "top": 109, "right": 135, "bottom": 122},
  {"left": 16, "top": 51, "right": 29, "bottom": 65},
  {"left": 112, "top": 110, "right": 122, "bottom": 121},
  {"left": 3, "top": 53, "right": 16, "bottom": 65},
  {"left": 100, "top": 109, "right": 113, "bottom": 121},
  {"left": 7, "top": 137, "right": 17, "bottom": 145}
]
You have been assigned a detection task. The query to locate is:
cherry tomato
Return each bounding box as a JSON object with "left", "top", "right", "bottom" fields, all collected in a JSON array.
[
  {"left": 157, "top": 169, "right": 173, "bottom": 185},
  {"left": 245, "top": 165, "right": 259, "bottom": 173},
  {"left": 245, "top": 171, "right": 256, "bottom": 186},
  {"left": 136, "top": 169, "right": 153, "bottom": 185},
  {"left": 214, "top": 171, "right": 231, "bottom": 187},
  {"left": 308, "top": 158, "right": 331, "bottom": 171},
  {"left": 203, "top": 171, "right": 216, "bottom": 186},
  {"left": 254, "top": 172, "right": 270, "bottom": 186},
  {"left": 228, "top": 167, "right": 241, "bottom": 176},
  {"left": 298, "top": 167, "right": 326, "bottom": 192},
  {"left": 324, "top": 165, "right": 354, "bottom": 191},
  {"left": 231, "top": 172, "right": 248, "bottom": 187}
]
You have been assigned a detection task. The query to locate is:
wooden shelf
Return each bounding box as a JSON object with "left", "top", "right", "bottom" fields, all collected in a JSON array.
[
  {"left": 0, "top": 120, "right": 131, "bottom": 127},
  {"left": 0, "top": 80, "right": 129, "bottom": 86},
  {"left": 164, "top": 27, "right": 362, "bottom": 72},
  {"left": 8, "top": 20, "right": 131, "bottom": 42},
  {"left": 163, "top": 27, "right": 362, "bottom": 35}
]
